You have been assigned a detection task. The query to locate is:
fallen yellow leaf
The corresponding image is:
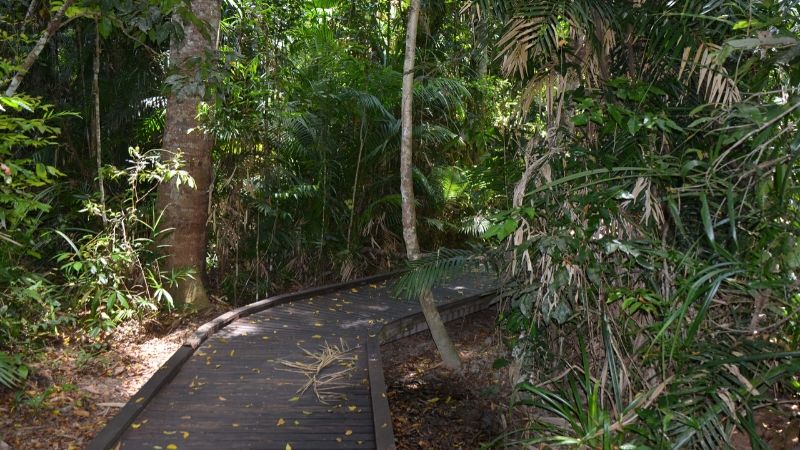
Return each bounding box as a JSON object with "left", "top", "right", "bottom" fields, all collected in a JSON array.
[
  {"left": 181, "top": 431, "right": 189, "bottom": 439},
  {"left": 166, "top": 445, "right": 177, "bottom": 450},
  {"left": 277, "top": 418, "right": 286, "bottom": 426},
  {"left": 345, "top": 430, "right": 353, "bottom": 436},
  {"left": 347, "top": 405, "right": 357, "bottom": 412},
  {"left": 131, "top": 423, "right": 141, "bottom": 429},
  {"left": 285, "top": 444, "right": 292, "bottom": 450}
]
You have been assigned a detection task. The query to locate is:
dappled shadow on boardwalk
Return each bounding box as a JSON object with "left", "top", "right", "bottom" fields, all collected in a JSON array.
[{"left": 91, "top": 272, "right": 495, "bottom": 450}]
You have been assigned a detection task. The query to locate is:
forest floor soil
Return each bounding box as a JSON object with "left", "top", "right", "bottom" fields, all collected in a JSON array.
[
  {"left": 0, "top": 305, "right": 226, "bottom": 450},
  {"left": 382, "top": 308, "right": 800, "bottom": 450},
  {"left": 382, "top": 307, "right": 514, "bottom": 450}
]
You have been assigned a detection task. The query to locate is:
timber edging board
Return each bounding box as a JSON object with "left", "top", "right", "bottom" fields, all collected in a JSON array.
[
  {"left": 377, "top": 289, "right": 498, "bottom": 344},
  {"left": 366, "top": 337, "right": 397, "bottom": 450},
  {"left": 86, "top": 271, "right": 497, "bottom": 450}
]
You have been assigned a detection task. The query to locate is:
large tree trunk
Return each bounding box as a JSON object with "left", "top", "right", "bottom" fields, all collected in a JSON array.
[
  {"left": 156, "top": 0, "right": 220, "bottom": 309},
  {"left": 399, "top": 0, "right": 461, "bottom": 371}
]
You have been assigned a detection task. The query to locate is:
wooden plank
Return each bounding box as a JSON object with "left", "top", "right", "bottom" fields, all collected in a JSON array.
[
  {"left": 121, "top": 437, "right": 375, "bottom": 450},
  {"left": 367, "top": 336, "right": 396, "bottom": 450},
  {"left": 185, "top": 271, "right": 404, "bottom": 349},
  {"left": 93, "top": 270, "right": 497, "bottom": 450},
  {"left": 85, "top": 346, "right": 194, "bottom": 450}
]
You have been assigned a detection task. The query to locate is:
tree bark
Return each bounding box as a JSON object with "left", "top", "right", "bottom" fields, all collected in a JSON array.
[
  {"left": 93, "top": 22, "right": 107, "bottom": 224},
  {"left": 156, "top": 0, "right": 220, "bottom": 309},
  {"left": 23, "top": 0, "right": 39, "bottom": 26},
  {"left": 5, "top": 0, "right": 74, "bottom": 97},
  {"left": 400, "top": 0, "right": 461, "bottom": 371}
]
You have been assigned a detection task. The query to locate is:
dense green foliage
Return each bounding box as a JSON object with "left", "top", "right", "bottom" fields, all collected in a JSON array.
[
  {"left": 1, "top": 0, "right": 799, "bottom": 447},
  {"left": 0, "top": 0, "right": 508, "bottom": 377},
  {"left": 466, "top": 1, "right": 800, "bottom": 447}
]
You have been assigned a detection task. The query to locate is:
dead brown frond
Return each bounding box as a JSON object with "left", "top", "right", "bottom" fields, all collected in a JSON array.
[
  {"left": 497, "top": 16, "right": 553, "bottom": 78},
  {"left": 278, "top": 338, "right": 358, "bottom": 404},
  {"left": 678, "top": 43, "right": 741, "bottom": 107}
]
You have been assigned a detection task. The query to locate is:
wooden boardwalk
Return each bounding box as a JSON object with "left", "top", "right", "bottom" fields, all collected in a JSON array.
[{"left": 88, "top": 272, "right": 496, "bottom": 450}]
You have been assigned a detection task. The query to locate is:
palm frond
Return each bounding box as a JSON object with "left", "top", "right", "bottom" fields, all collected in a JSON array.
[
  {"left": 678, "top": 43, "right": 741, "bottom": 106},
  {"left": 394, "top": 246, "right": 488, "bottom": 299},
  {"left": 0, "top": 351, "right": 27, "bottom": 389}
]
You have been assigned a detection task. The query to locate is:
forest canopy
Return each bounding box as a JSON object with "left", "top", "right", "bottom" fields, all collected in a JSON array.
[{"left": 1, "top": 0, "right": 799, "bottom": 447}]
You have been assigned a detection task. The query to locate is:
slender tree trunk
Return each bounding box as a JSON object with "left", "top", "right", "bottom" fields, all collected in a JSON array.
[
  {"left": 5, "top": 0, "right": 74, "bottom": 97},
  {"left": 477, "top": 47, "right": 488, "bottom": 78},
  {"left": 23, "top": 0, "right": 39, "bottom": 26},
  {"left": 347, "top": 115, "right": 365, "bottom": 250},
  {"left": 400, "top": 0, "right": 421, "bottom": 259},
  {"left": 156, "top": 0, "right": 220, "bottom": 309},
  {"left": 400, "top": 0, "right": 461, "bottom": 371},
  {"left": 93, "top": 22, "right": 107, "bottom": 224}
]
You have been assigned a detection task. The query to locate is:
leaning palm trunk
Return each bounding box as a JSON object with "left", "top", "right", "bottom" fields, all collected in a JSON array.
[
  {"left": 156, "top": 0, "right": 220, "bottom": 309},
  {"left": 399, "top": 0, "right": 461, "bottom": 371}
]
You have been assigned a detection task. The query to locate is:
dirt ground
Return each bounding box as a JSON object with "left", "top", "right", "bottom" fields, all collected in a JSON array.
[
  {"left": 0, "top": 306, "right": 225, "bottom": 450},
  {"left": 382, "top": 308, "right": 513, "bottom": 450},
  {"left": 381, "top": 308, "right": 800, "bottom": 450},
  {"left": 731, "top": 405, "right": 800, "bottom": 450}
]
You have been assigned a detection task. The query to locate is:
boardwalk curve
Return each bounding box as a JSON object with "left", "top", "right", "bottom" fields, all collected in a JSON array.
[{"left": 88, "top": 271, "right": 496, "bottom": 450}]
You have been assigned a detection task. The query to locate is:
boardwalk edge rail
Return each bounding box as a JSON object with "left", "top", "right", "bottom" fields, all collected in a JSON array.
[{"left": 87, "top": 271, "right": 497, "bottom": 450}]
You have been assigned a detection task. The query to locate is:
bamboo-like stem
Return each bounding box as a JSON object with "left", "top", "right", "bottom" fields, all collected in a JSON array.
[
  {"left": 93, "top": 21, "right": 107, "bottom": 225},
  {"left": 346, "top": 115, "right": 365, "bottom": 250}
]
